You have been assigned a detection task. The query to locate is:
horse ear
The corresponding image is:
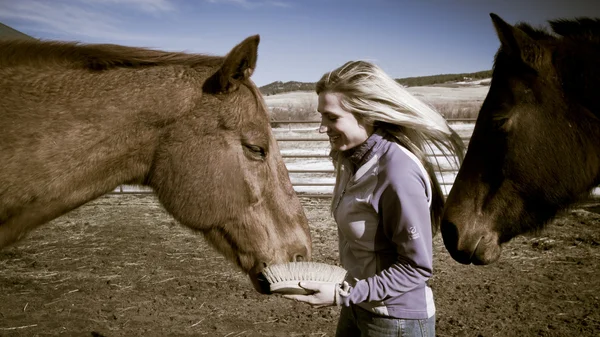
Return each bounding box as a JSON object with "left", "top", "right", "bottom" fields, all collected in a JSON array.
[
  {"left": 490, "top": 13, "right": 545, "bottom": 70},
  {"left": 202, "top": 35, "right": 260, "bottom": 94}
]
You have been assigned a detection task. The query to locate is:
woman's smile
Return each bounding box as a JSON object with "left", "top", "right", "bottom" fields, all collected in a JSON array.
[{"left": 318, "top": 92, "right": 372, "bottom": 152}]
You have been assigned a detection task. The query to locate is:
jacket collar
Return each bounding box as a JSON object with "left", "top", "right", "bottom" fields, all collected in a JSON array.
[{"left": 342, "top": 128, "right": 388, "bottom": 169}]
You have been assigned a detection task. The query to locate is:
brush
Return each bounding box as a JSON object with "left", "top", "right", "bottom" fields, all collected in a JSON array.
[{"left": 260, "top": 262, "right": 348, "bottom": 295}]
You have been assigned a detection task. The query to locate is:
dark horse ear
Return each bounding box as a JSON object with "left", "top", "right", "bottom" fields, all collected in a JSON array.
[
  {"left": 202, "top": 35, "right": 260, "bottom": 94},
  {"left": 490, "top": 13, "right": 545, "bottom": 70}
]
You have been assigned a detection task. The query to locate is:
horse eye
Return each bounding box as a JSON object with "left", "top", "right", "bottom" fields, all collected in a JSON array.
[
  {"left": 492, "top": 115, "right": 510, "bottom": 133},
  {"left": 243, "top": 144, "right": 266, "bottom": 160}
]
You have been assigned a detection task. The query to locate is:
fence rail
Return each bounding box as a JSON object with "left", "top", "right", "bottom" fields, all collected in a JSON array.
[
  {"left": 109, "top": 118, "right": 600, "bottom": 205},
  {"left": 111, "top": 118, "right": 474, "bottom": 197},
  {"left": 111, "top": 117, "right": 600, "bottom": 200},
  {"left": 273, "top": 118, "right": 472, "bottom": 197},
  {"left": 272, "top": 118, "right": 479, "bottom": 124}
]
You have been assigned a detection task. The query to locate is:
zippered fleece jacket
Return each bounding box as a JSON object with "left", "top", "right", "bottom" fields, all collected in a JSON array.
[{"left": 333, "top": 128, "right": 435, "bottom": 319}]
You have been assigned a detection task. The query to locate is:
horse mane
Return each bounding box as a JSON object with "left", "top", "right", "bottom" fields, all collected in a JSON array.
[
  {"left": 549, "top": 17, "right": 600, "bottom": 41},
  {"left": 511, "top": 17, "right": 600, "bottom": 43},
  {"left": 515, "top": 23, "right": 556, "bottom": 41},
  {"left": 0, "top": 39, "right": 224, "bottom": 70}
]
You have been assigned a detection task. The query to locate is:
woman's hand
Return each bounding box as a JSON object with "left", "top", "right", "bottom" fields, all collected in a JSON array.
[{"left": 283, "top": 281, "right": 350, "bottom": 308}]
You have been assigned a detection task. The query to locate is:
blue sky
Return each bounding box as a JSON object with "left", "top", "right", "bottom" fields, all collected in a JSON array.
[{"left": 1, "top": 0, "right": 599, "bottom": 86}]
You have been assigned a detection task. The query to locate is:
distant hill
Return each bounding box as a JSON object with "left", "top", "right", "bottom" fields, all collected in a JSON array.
[
  {"left": 395, "top": 70, "right": 493, "bottom": 87},
  {"left": 0, "top": 22, "right": 36, "bottom": 40},
  {"left": 259, "top": 70, "right": 493, "bottom": 95},
  {"left": 260, "top": 81, "right": 315, "bottom": 96}
]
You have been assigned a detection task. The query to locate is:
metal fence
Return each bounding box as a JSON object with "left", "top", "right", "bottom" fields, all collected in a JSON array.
[
  {"left": 274, "top": 120, "right": 600, "bottom": 200},
  {"left": 274, "top": 118, "right": 474, "bottom": 198},
  {"left": 112, "top": 118, "right": 476, "bottom": 197}
]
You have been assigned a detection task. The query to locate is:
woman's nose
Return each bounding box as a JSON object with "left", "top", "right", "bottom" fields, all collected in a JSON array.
[{"left": 318, "top": 124, "right": 328, "bottom": 133}]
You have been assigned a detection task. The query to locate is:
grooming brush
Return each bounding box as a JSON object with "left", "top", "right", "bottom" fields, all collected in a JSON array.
[{"left": 260, "top": 262, "right": 348, "bottom": 295}]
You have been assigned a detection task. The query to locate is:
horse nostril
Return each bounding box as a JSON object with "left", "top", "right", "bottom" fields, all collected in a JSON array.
[
  {"left": 293, "top": 254, "right": 305, "bottom": 262},
  {"left": 441, "top": 219, "right": 459, "bottom": 249}
]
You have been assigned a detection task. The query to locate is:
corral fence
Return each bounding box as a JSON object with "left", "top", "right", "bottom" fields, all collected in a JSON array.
[
  {"left": 112, "top": 118, "right": 599, "bottom": 201},
  {"left": 112, "top": 118, "right": 476, "bottom": 197},
  {"left": 272, "top": 118, "right": 474, "bottom": 198}
]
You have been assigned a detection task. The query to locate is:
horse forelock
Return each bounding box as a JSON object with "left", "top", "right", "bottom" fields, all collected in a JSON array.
[
  {"left": 246, "top": 81, "right": 269, "bottom": 119},
  {"left": 236, "top": 80, "right": 270, "bottom": 129},
  {"left": 0, "top": 39, "right": 225, "bottom": 70}
]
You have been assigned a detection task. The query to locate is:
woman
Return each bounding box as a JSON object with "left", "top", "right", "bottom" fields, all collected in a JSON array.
[{"left": 284, "top": 61, "right": 464, "bottom": 337}]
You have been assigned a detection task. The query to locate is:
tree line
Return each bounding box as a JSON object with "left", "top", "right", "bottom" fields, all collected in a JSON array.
[{"left": 259, "top": 70, "right": 492, "bottom": 96}]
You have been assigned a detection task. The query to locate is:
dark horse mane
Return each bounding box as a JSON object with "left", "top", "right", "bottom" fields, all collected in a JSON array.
[
  {"left": 0, "top": 39, "right": 225, "bottom": 70},
  {"left": 550, "top": 17, "right": 600, "bottom": 40},
  {"left": 513, "top": 17, "right": 600, "bottom": 42}
]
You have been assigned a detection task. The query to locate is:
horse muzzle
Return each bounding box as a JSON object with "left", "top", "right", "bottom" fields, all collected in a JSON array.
[{"left": 441, "top": 219, "right": 502, "bottom": 265}]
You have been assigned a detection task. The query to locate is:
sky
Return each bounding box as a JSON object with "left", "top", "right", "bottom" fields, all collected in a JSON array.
[{"left": 1, "top": 0, "right": 600, "bottom": 87}]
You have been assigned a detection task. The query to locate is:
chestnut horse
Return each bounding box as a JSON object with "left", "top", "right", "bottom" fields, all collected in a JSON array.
[
  {"left": 441, "top": 13, "right": 600, "bottom": 265},
  {"left": 0, "top": 35, "right": 312, "bottom": 292}
]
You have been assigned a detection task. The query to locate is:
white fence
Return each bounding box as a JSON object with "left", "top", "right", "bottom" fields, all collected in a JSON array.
[
  {"left": 271, "top": 119, "right": 600, "bottom": 199},
  {"left": 112, "top": 118, "right": 475, "bottom": 197},
  {"left": 273, "top": 119, "right": 473, "bottom": 198}
]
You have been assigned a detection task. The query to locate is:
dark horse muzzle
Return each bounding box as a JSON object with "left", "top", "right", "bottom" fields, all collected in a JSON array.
[{"left": 441, "top": 219, "right": 502, "bottom": 265}]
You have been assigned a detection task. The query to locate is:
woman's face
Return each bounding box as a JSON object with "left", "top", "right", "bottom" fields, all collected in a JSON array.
[{"left": 318, "top": 92, "right": 372, "bottom": 151}]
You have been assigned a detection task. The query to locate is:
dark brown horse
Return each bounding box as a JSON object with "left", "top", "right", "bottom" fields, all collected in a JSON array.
[
  {"left": 0, "top": 35, "right": 312, "bottom": 292},
  {"left": 442, "top": 13, "right": 600, "bottom": 265}
]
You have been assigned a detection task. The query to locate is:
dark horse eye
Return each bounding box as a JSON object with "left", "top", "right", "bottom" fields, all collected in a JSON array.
[{"left": 243, "top": 144, "right": 266, "bottom": 160}]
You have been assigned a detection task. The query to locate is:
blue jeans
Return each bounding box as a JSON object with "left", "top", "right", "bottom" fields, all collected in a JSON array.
[{"left": 335, "top": 304, "right": 435, "bottom": 337}]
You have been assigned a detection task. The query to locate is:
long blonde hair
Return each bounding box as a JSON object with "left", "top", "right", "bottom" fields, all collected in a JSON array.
[{"left": 317, "top": 60, "right": 464, "bottom": 235}]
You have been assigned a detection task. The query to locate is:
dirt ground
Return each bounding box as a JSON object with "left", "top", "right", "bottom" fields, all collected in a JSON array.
[{"left": 1, "top": 194, "right": 599, "bottom": 337}]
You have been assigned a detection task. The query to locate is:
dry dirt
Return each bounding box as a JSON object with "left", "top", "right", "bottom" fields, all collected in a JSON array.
[{"left": 1, "top": 194, "right": 599, "bottom": 337}]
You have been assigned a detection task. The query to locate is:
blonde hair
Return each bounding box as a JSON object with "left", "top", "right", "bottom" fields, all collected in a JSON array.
[{"left": 317, "top": 60, "right": 464, "bottom": 235}]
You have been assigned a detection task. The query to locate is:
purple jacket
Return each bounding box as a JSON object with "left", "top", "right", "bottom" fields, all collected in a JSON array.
[{"left": 333, "top": 129, "right": 435, "bottom": 319}]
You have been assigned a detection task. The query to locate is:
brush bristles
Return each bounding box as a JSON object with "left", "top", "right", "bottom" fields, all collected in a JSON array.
[{"left": 261, "top": 262, "right": 347, "bottom": 294}]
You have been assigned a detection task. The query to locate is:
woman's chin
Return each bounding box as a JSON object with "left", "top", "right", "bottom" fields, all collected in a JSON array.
[{"left": 332, "top": 143, "right": 347, "bottom": 151}]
